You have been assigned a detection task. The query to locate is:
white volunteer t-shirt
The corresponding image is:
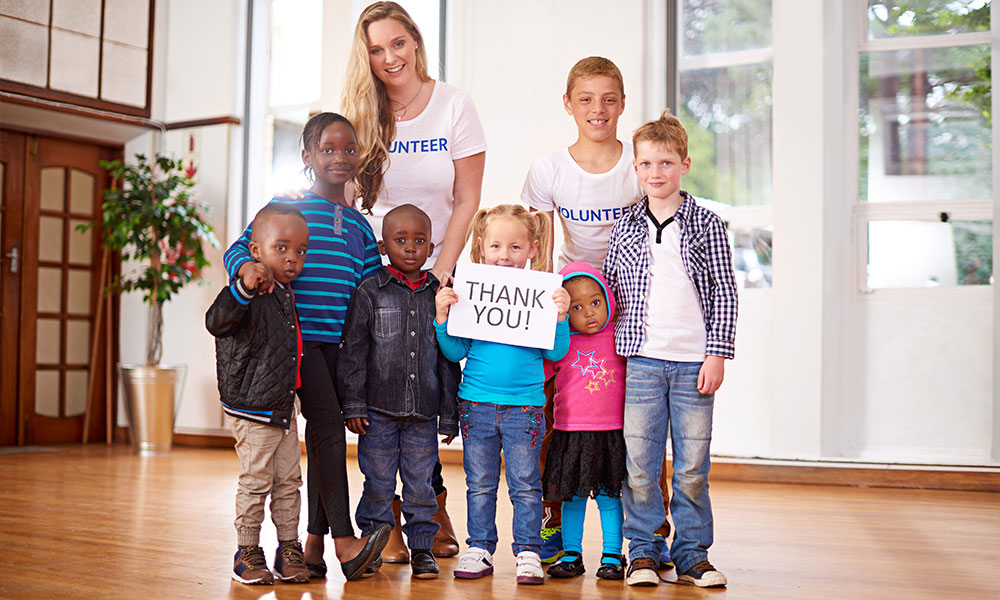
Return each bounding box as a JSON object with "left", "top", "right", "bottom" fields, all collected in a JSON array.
[
  {"left": 369, "top": 81, "right": 487, "bottom": 262},
  {"left": 521, "top": 141, "right": 642, "bottom": 270},
  {"left": 640, "top": 214, "right": 707, "bottom": 362}
]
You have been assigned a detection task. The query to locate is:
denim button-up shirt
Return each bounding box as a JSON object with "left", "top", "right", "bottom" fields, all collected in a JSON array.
[{"left": 338, "top": 267, "right": 460, "bottom": 435}]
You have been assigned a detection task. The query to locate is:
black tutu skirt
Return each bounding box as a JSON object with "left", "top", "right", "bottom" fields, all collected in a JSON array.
[{"left": 542, "top": 429, "right": 626, "bottom": 502}]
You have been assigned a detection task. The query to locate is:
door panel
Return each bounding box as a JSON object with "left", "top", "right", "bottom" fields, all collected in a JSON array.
[
  {"left": 0, "top": 132, "right": 25, "bottom": 445},
  {"left": 1, "top": 130, "right": 118, "bottom": 445}
]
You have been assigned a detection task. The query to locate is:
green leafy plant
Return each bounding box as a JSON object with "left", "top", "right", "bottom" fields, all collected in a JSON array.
[{"left": 78, "top": 153, "right": 218, "bottom": 366}]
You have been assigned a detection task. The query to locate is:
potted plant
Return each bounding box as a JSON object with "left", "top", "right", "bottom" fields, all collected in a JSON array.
[{"left": 80, "top": 153, "right": 217, "bottom": 454}]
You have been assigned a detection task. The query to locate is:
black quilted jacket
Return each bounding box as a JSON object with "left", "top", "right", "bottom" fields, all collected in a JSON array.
[{"left": 205, "top": 278, "right": 298, "bottom": 429}]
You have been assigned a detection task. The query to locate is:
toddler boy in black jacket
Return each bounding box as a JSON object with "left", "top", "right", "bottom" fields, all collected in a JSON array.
[
  {"left": 206, "top": 202, "right": 310, "bottom": 586},
  {"left": 339, "top": 204, "right": 460, "bottom": 580}
]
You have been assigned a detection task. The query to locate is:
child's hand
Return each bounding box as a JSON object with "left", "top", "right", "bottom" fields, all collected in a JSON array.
[
  {"left": 552, "top": 287, "right": 570, "bottom": 321},
  {"left": 441, "top": 434, "right": 455, "bottom": 445},
  {"left": 697, "top": 355, "right": 726, "bottom": 395},
  {"left": 435, "top": 287, "right": 458, "bottom": 324},
  {"left": 346, "top": 417, "right": 369, "bottom": 435},
  {"left": 238, "top": 261, "right": 274, "bottom": 294}
]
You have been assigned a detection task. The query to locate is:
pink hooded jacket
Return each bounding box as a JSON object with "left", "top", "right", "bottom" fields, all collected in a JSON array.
[{"left": 544, "top": 261, "right": 625, "bottom": 431}]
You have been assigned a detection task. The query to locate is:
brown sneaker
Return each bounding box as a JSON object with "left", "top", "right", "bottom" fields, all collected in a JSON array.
[
  {"left": 273, "top": 540, "right": 310, "bottom": 583},
  {"left": 233, "top": 545, "right": 274, "bottom": 585}
]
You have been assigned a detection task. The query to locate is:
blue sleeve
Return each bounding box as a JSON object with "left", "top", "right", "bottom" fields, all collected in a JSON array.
[
  {"left": 434, "top": 320, "right": 472, "bottom": 363},
  {"left": 361, "top": 224, "right": 381, "bottom": 279},
  {"left": 542, "top": 319, "right": 571, "bottom": 362},
  {"left": 223, "top": 220, "right": 254, "bottom": 280}
]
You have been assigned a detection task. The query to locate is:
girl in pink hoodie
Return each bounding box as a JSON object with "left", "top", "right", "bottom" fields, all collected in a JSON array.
[{"left": 542, "top": 261, "right": 627, "bottom": 580}]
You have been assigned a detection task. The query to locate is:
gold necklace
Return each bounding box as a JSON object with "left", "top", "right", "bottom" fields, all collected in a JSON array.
[{"left": 392, "top": 81, "right": 424, "bottom": 121}]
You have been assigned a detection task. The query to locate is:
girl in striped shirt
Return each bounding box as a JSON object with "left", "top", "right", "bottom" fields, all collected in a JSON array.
[{"left": 222, "top": 112, "right": 388, "bottom": 581}]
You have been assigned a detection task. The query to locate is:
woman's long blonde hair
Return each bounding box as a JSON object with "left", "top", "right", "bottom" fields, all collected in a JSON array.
[
  {"left": 342, "top": 2, "right": 432, "bottom": 214},
  {"left": 469, "top": 205, "right": 552, "bottom": 273}
]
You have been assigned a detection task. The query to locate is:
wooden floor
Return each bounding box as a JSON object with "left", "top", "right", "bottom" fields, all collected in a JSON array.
[{"left": 1, "top": 445, "right": 997, "bottom": 600}]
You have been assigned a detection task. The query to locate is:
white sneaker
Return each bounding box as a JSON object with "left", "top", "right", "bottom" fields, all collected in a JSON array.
[
  {"left": 625, "top": 557, "right": 660, "bottom": 586},
  {"left": 677, "top": 560, "right": 727, "bottom": 587},
  {"left": 515, "top": 550, "right": 544, "bottom": 585},
  {"left": 454, "top": 547, "right": 493, "bottom": 579}
]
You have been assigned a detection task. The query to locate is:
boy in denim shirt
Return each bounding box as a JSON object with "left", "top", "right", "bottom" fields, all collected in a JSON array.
[
  {"left": 604, "top": 111, "right": 738, "bottom": 588},
  {"left": 339, "top": 204, "right": 460, "bottom": 580}
]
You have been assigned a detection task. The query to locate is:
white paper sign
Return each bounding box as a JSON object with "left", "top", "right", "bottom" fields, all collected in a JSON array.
[{"left": 446, "top": 263, "right": 563, "bottom": 350}]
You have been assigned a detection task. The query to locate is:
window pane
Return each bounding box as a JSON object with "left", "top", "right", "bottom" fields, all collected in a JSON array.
[
  {"left": 731, "top": 226, "right": 772, "bottom": 289},
  {"left": 269, "top": 0, "right": 321, "bottom": 108},
  {"left": 264, "top": 110, "right": 310, "bottom": 199},
  {"left": 868, "top": 1, "right": 990, "bottom": 39},
  {"left": 679, "top": 63, "right": 773, "bottom": 206},
  {"left": 867, "top": 219, "right": 993, "bottom": 288},
  {"left": 681, "top": 0, "right": 772, "bottom": 57},
  {"left": 859, "top": 45, "right": 991, "bottom": 202}
]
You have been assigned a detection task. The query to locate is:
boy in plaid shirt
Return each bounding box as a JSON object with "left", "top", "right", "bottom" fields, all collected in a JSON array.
[{"left": 603, "top": 110, "right": 737, "bottom": 588}]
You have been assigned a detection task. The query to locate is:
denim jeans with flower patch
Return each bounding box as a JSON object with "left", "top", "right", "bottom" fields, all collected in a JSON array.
[
  {"left": 459, "top": 400, "right": 545, "bottom": 556},
  {"left": 622, "top": 357, "right": 715, "bottom": 574}
]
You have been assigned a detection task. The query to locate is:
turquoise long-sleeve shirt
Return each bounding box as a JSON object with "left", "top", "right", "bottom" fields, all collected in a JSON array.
[{"left": 434, "top": 319, "right": 570, "bottom": 406}]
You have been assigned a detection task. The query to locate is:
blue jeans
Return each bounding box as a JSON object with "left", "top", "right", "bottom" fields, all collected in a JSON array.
[
  {"left": 459, "top": 400, "right": 545, "bottom": 556},
  {"left": 355, "top": 411, "right": 440, "bottom": 550},
  {"left": 622, "top": 357, "right": 714, "bottom": 573}
]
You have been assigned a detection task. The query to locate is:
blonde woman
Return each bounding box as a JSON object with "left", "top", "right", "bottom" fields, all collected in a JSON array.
[
  {"left": 303, "top": 1, "right": 486, "bottom": 573},
  {"left": 342, "top": 1, "right": 486, "bottom": 288}
]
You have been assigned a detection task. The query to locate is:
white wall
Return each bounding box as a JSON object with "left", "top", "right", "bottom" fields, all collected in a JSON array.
[
  {"left": 115, "top": 0, "right": 996, "bottom": 466},
  {"left": 117, "top": 0, "right": 245, "bottom": 433}
]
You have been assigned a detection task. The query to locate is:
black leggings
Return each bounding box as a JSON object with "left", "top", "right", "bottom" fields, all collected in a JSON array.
[{"left": 299, "top": 341, "right": 354, "bottom": 538}]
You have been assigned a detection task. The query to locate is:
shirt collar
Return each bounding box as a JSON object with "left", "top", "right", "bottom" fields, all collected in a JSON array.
[
  {"left": 631, "top": 191, "right": 695, "bottom": 223},
  {"left": 384, "top": 264, "right": 429, "bottom": 290}
]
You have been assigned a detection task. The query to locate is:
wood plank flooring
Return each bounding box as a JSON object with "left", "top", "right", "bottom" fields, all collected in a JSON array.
[{"left": 0, "top": 445, "right": 997, "bottom": 599}]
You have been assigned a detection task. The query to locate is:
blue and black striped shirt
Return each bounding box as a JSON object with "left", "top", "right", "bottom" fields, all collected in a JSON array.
[{"left": 223, "top": 192, "right": 382, "bottom": 344}]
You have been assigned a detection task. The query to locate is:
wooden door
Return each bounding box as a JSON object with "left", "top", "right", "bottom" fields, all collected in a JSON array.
[
  {"left": 0, "top": 132, "right": 25, "bottom": 445},
  {"left": 0, "top": 130, "right": 118, "bottom": 445}
]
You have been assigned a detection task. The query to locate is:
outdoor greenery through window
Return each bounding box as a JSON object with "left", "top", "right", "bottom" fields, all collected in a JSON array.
[
  {"left": 860, "top": 1, "right": 993, "bottom": 288},
  {"left": 679, "top": 0, "right": 773, "bottom": 289}
]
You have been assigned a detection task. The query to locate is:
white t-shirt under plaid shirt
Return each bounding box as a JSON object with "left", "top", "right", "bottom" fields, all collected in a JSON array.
[{"left": 603, "top": 192, "right": 738, "bottom": 359}]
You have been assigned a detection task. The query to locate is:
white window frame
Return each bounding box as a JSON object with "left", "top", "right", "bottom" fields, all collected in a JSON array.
[
  {"left": 674, "top": 0, "right": 775, "bottom": 281},
  {"left": 848, "top": 1, "right": 996, "bottom": 295}
]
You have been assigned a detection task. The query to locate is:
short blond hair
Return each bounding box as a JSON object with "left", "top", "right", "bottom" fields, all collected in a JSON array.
[
  {"left": 633, "top": 109, "right": 688, "bottom": 161},
  {"left": 565, "top": 56, "right": 625, "bottom": 97}
]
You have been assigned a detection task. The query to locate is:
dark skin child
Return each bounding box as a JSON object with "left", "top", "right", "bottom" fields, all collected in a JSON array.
[
  {"left": 345, "top": 205, "right": 454, "bottom": 444},
  {"left": 237, "top": 120, "right": 359, "bottom": 293},
  {"left": 245, "top": 212, "right": 309, "bottom": 287}
]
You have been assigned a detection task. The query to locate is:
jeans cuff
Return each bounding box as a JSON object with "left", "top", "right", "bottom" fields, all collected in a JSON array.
[
  {"left": 407, "top": 535, "right": 435, "bottom": 551},
  {"left": 675, "top": 553, "right": 710, "bottom": 574}
]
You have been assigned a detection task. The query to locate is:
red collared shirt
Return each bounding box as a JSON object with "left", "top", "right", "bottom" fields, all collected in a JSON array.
[{"left": 385, "top": 264, "right": 428, "bottom": 291}]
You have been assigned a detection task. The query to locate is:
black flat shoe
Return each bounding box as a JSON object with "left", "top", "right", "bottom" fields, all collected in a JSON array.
[
  {"left": 306, "top": 560, "right": 327, "bottom": 579},
  {"left": 546, "top": 550, "right": 585, "bottom": 578},
  {"left": 360, "top": 556, "right": 382, "bottom": 578},
  {"left": 341, "top": 523, "right": 392, "bottom": 581},
  {"left": 596, "top": 553, "right": 626, "bottom": 580},
  {"left": 410, "top": 549, "right": 439, "bottom": 579}
]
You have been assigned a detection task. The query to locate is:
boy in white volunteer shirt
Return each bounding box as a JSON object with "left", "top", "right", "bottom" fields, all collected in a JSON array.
[{"left": 520, "top": 57, "right": 672, "bottom": 570}]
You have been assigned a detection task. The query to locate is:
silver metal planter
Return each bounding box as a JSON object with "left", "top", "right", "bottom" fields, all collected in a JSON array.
[{"left": 118, "top": 364, "right": 187, "bottom": 455}]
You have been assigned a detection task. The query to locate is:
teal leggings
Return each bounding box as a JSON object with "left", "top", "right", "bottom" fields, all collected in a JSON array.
[{"left": 560, "top": 494, "right": 623, "bottom": 564}]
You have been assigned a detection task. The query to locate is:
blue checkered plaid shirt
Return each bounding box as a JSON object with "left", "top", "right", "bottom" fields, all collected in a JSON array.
[{"left": 603, "top": 192, "right": 738, "bottom": 359}]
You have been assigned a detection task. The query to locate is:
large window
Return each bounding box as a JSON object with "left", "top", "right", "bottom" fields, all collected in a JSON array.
[
  {"left": 858, "top": 0, "right": 993, "bottom": 289},
  {"left": 678, "top": 0, "right": 773, "bottom": 289},
  {"left": 255, "top": 0, "right": 445, "bottom": 208}
]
